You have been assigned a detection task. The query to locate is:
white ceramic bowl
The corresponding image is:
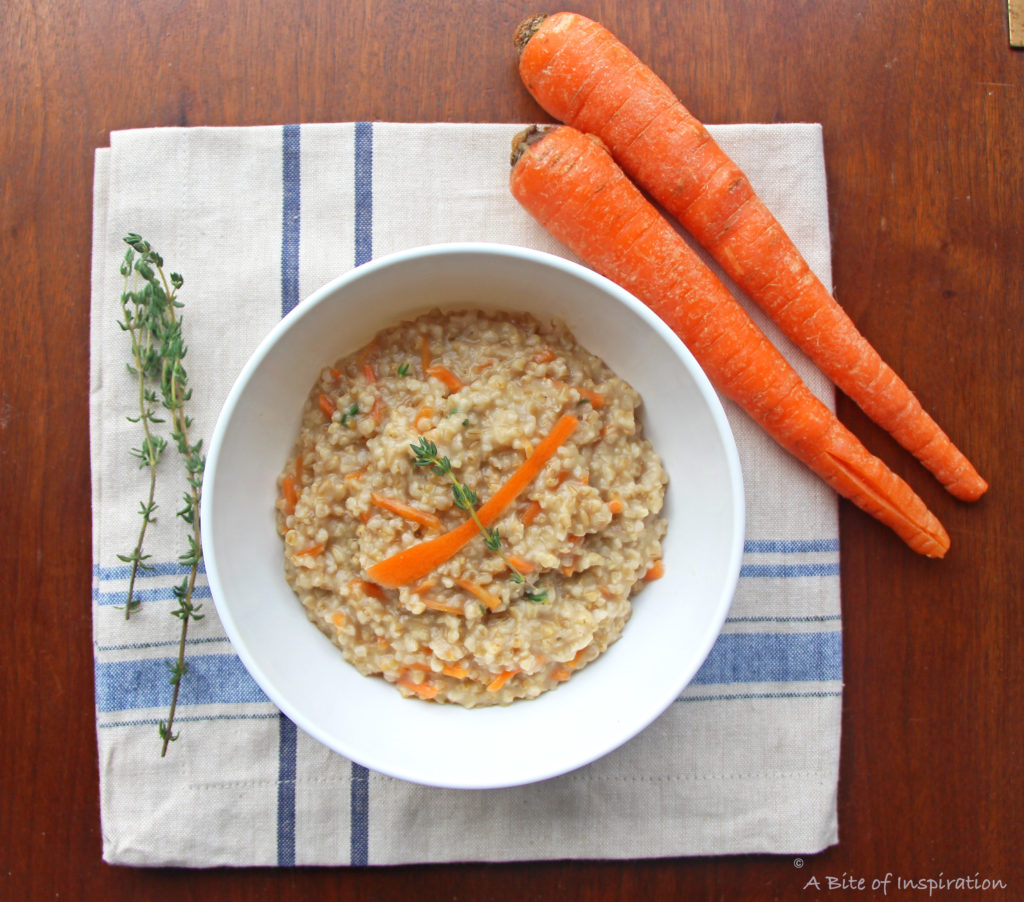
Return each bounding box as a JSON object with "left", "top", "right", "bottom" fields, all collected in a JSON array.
[{"left": 202, "top": 243, "right": 744, "bottom": 789}]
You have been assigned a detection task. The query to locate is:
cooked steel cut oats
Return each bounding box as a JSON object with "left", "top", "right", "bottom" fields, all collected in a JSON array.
[{"left": 275, "top": 309, "right": 668, "bottom": 706}]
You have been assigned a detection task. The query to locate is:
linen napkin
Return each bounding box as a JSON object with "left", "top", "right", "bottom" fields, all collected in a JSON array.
[{"left": 91, "top": 122, "right": 841, "bottom": 867}]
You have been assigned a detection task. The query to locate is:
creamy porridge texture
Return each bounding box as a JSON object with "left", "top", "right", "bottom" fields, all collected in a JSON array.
[{"left": 275, "top": 309, "right": 668, "bottom": 706}]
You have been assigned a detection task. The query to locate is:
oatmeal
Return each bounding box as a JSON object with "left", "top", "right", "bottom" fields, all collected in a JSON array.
[{"left": 275, "top": 309, "right": 668, "bottom": 706}]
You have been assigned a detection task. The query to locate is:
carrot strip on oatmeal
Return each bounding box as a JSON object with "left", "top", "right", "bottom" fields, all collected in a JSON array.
[
  {"left": 397, "top": 676, "right": 439, "bottom": 700},
  {"left": 486, "top": 668, "right": 520, "bottom": 692},
  {"left": 294, "top": 542, "right": 326, "bottom": 557},
  {"left": 366, "top": 413, "right": 579, "bottom": 587},
  {"left": 370, "top": 492, "right": 443, "bottom": 531},
  {"left": 454, "top": 577, "right": 503, "bottom": 611},
  {"left": 426, "top": 364, "right": 464, "bottom": 393}
]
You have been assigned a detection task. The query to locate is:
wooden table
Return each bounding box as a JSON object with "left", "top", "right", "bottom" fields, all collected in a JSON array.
[{"left": 4, "top": 1, "right": 1021, "bottom": 897}]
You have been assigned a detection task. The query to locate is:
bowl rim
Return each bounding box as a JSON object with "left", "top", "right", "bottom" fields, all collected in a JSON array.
[{"left": 201, "top": 241, "right": 746, "bottom": 788}]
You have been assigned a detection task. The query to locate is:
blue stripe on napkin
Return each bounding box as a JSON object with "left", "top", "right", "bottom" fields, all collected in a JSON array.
[
  {"left": 349, "top": 119, "right": 374, "bottom": 867},
  {"left": 691, "top": 631, "right": 841, "bottom": 685},
  {"left": 92, "top": 627, "right": 841, "bottom": 713},
  {"left": 94, "top": 653, "right": 269, "bottom": 712},
  {"left": 276, "top": 122, "right": 303, "bottom": 865},
  {"left": 281, "top": 123, "right": 301, "bottom": 318}
]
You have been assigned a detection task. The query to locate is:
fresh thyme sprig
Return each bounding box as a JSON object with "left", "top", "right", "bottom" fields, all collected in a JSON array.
[
  {"left": 117, "top": 250, "right": 168, "bottom": 618},
  {"left": 410, "top": 437, "right": 547, "bottom": 602},
  {"left": 119, "top": 234, "right": 206, "bottom": 755}
]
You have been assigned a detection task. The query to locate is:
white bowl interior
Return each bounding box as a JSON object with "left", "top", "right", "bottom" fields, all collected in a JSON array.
[{"left": 203, "top": 243, "right": 744, "bottom": 789}]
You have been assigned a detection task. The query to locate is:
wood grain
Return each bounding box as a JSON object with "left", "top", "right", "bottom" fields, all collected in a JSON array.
[{"left": 2, "top": 0, "right": 1021, "bottom": 897}]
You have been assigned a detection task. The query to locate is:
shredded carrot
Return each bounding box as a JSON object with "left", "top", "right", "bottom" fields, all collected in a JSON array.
[
  {"left": 414, "top": 405, "right": 434, "bottom": 432},
  {"left": 550, "top": 665, "right": 572, "bottom": 682},
  {"left": 454, "top": 577, "right": 503, "bottom": 611},
  {"left": 370, "top": 395, "right": 384, "bottom": 425},
  {"left": 295, "top": 542, "right": 326, "bottom": 557},
  {"left": 376, "top": 636, "right": 389, "bottom": 649},
  {"left": 329, "top": 367, "right": 342, "bottom": 381},
  {"left": 331, "top": 611, "right": 346, "bottom": 628},
  {"left": 420, "top": 597, "right": 466, "bottom": 616},
  {"left": 420, "top": 333, "right": 432, "bottom": 374},
  {"left": 412, "top": 578, "right": 437, "bottom": 595},
  {"left": 426, "top": 364, "right": 464, "bottom": 393},
  {"left": 520, "top": 499, "right": 543, "bottom": 526},
  {"left": 348, "top": 578, "right": 388, "bottom": 599},
  {"left": 362, "top": 362, "right": 377, "bottom": 384},
  {"left": 566, "top": 645, "right": 589, "bottom": 669},
  {"left": 509, "top": 124, "right": 950, "bottom": 558},
  {"left": 486, "top": 668, "right": 520, "bottom": 692},
  {"left": 281, "top": 475, "right": 298, "bottom": 515},
  {"left": 366, "top": 413, "right": 580, "bottom": 585},
  {"left": 515, "top": 12, "right": 986, "bottom": 504},
  {"left": 318, "top": 393, "right": 336, "bottom": 420},
  {"left": 370, "top": 492, "right": 443, "bottom": 531},
  {"left": 608, "top": 497, "right": 624, "bottom": 515},
  {"left": 397, "top": 676, "right": 439, "bottom": 700},
  {"left": 504, "top": 554, "right": 535, "bottom": 574},
  {"left": 532, "top": 348, "right": 556, "bottom": 364},
  {"left": 345, "top": 469, "right": 366, "bottom": 482},
  {"left": 643, "top": 560, "right": 665, "bottom": 582},
  {"left": 442, "top": 663, "right": 468, "bottom": 679}
]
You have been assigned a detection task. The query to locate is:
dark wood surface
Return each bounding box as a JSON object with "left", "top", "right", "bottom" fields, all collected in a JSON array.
[{"left": 4, "top": 0, "right": 1021, "bottom": 898}]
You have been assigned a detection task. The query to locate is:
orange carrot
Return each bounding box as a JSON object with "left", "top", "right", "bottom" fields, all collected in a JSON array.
[
  {"left": 504, "top": 554, "right": 535, "bottom": 574},
  {"left": 366, "top": 412, "right": 580, "bottom": 585},
  {"left": 515, "top": 12, "right": 986, "bottom": 503},
  {"left": 420, "top": 597, "right": 466, "bottom": 616},
  {"left": 454, "top": 577, "right": 503, "bottom": 611},
  {"left": 550, "top": 665, "right": 572, "bottom": 682},
  {"left": 509, "top": 125, "right": 950, "bottom": 557},
  {"left": 318, "top": 393, "right": 336, "bottom": 420},
  {"left": 348, "top": 578, "right": 388, "bottom": 600},
  {"left": 420, "top": 333, "right": 432, "bottom": 375},
  {"left": 414, "top": 405, "right": 435, "bottom": 432},
  {"left": 643, "top": 560, "right": 665, "bottom": 582},
  {"left": 520, "top": 499, "right": 543, "bottom": 526},
  {"left": 607, "top": 497, "right": 624, "bottom": 515},
  {"left": 442, "top": 663, "right": 468, "bottom": 679},
  {"left": 370, "top": 395, "right": 384, "bottom": 426},
  {"left": 280, "top": 474, "right": 298, "bottom": 515},
  {"left": 294, "top": 542, "right": 326, "bottom": 557},
  {"left": 370, "top": 492, "right": 443, "bottom": 531},
  {"left": 426, "top": 364, "right": 464, "bottom": 393},
  {"left": 397, "top": 676, "right": 439, "bottom": 700},
  {"left": 487, "top": 668, "right": 520, "bottom": 692}
]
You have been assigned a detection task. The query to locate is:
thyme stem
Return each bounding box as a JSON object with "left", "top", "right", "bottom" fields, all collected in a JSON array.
[{"left": 119, "top": 234, "right": 205, "bottom": 755}]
